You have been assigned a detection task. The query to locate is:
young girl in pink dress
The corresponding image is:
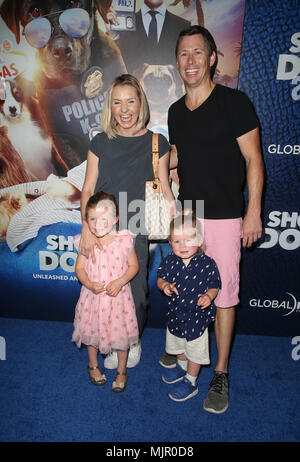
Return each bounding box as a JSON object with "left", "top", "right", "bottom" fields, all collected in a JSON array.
[{"left": 72, "top": 191, "right": 139, "bottom": 392}]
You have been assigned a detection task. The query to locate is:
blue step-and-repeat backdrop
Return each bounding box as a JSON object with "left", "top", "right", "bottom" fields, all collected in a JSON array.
[{"left": 0, "top": 0, "right": 299, "bottom": 337}]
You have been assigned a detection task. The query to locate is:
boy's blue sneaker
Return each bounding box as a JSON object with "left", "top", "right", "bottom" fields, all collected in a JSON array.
[
  {"left": 168, "top": 377, "right": 199, "bottom": 402},
  {"left": 162, "top": 363, "right": 186, "bottom": 384}
]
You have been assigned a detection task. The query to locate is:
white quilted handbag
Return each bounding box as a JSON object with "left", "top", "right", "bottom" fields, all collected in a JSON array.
[{"left": 145, "top": 133, "right": 170, "bottom": 240}]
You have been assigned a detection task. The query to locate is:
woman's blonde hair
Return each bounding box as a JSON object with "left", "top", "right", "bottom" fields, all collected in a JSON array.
[{"left": 101, "top": 74, "right": 150, "bottom": 139}]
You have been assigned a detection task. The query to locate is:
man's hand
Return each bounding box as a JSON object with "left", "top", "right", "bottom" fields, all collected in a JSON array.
[
  {"left": 237, "top": 127, "right": 264, "bottom": 248},
  {"left": 241, "top": 211, "right": 262, "bottom": 247}
]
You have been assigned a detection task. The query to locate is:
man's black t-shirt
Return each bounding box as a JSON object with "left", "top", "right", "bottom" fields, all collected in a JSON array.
[{"left": 168, "top": 84, "right": 259, "bottom": 219}]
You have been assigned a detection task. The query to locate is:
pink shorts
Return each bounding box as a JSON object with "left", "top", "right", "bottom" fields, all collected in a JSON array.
[{"left": 203, "top": 218, "right": 242, "bottom": 308}]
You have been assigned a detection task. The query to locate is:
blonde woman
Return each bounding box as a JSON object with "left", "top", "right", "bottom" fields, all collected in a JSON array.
[{"left": 79, "top": 74, "right": 175, "bottom": 370}]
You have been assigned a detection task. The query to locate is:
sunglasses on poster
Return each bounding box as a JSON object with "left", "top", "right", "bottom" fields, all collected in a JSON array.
[{"left": 24, "top": 8, "right": 90, "bottom": 49}]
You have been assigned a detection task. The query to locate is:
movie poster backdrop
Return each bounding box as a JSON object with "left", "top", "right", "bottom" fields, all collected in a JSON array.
[{"left": 0, "top": 0, "right": 299, "bottom": 337}]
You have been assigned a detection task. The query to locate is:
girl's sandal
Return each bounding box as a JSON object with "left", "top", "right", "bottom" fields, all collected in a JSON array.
[
  {"left": 87, "top": 365, "right": 106, "bottom": 386},
  {"left": 112, "top": 371, "right": 127, "bottom": 393}
]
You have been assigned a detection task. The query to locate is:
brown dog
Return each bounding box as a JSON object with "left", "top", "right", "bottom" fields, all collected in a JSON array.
[
  {"left": 0, "top": 168, "right": 81, "bottom": 242},
  {"left": 0, "top": 191, "right": 33, "bottom": 241},
  {"left": 0, "top": 0, "right": 126, "bottom": 172},
  {"left": 0, "top": 125, "right": 35, "bottom": 188}
]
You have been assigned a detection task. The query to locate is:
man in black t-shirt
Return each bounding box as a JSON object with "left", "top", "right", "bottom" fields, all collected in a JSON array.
[{"left": 160, "top": 26, "right": 264, "bottom": 413}]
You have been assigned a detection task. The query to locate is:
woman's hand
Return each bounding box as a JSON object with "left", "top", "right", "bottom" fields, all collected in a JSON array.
[
  {"left": 78, "top": 223, "right": 101, "bottom": 263},
  {"left": 158, "top": 150, "right": 176, "bottom": 220}
]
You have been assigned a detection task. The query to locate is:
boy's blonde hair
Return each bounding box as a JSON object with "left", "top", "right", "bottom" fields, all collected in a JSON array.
[
  {"left": 169, "top": 209, "right": 203, "bottom": 243},
  {"left": 101, "top": 74, "right": 150, "bottom": 139}
]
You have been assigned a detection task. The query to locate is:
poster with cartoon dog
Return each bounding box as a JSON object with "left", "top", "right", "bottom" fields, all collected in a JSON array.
[{"left": 0, "top": 0, "right": 246, "bottom": 322}]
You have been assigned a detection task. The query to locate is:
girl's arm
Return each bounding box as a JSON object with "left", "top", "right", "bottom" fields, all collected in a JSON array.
[
  {"left": 79, "top": 150, "right": 100, "bottom": 262},
  {"left": 105, "top": 249, "right": 139, "bottom": 297},
  {"left": 75, "top": 253, "right": 105, "bottom": 295},
  {"left": 158, "top": 151, "right": 176, "bottom": 220}
]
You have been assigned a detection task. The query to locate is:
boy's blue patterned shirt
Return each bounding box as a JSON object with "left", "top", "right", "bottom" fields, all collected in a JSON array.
[{"left": 157, "top": 252, "right": 221, "bottom": 341}]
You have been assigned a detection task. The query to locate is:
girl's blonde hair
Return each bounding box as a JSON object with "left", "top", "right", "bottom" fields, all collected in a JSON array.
[{"left": 101, "top": 74, "right": 150, "bottom": 139}]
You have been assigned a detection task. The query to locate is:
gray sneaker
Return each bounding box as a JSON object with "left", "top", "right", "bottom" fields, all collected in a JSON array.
[
  {"left": 203, "top": 371, "right": 229, "bottom": 414},
  {"left": 158, "top": 353, "right": 177, "bottom": 368}
]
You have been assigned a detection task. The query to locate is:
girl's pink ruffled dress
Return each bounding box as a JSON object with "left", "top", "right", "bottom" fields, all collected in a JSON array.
[{"left": 72, "top": 230, "right": 139, "bottom": 354}]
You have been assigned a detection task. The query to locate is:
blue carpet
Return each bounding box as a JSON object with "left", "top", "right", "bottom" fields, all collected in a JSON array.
[{"left": 0, "top": 318, "right": 299, "bottom": 442}]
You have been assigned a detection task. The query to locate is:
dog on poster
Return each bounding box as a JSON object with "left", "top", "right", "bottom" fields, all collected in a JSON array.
[
  {"left": 134, "top": 63, "right": 178, "bottom": 127},
  {"left": 0, "top": 75, "right": 56, "bottom": 180},
  {"left": 0, "top": 0, "right": 126, "bottom": 172},
  {"left": 0, "top": 165, "right": 82, "bottom": 243},
  {"left": 0, "top": 124, "right": 35, "bottom": 189}
]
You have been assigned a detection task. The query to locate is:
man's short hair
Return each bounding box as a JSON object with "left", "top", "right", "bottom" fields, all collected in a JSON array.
[{"left": 175, "top": 25, "right": 218, "bottom": 78}]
